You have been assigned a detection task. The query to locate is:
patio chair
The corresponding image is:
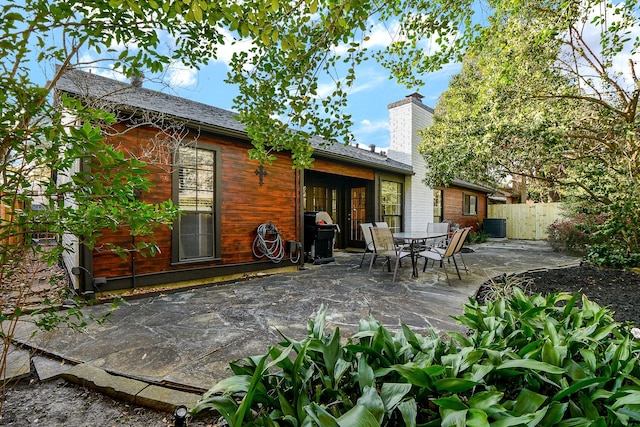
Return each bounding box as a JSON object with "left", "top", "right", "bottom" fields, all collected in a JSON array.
[
  {"left": 417, "top": 228, "right": 468, "bottom": 285},
  {"left": 359, "top": 222, "right": 389, "bottom": 267},
  {"left": 359, "top": 222, "right": 374, "bottom": 267},
  {"left": 435, "top": 226, "right": 472, "bottom": 275},
  {"left": 426, "top": 222, "right": 450, "bottom": 249},
  {"left": 368, "top": 226, "right": 412, "bottom": 284},
  {"left": 428, "top": 226, "right": 472, "bottom": 275}
]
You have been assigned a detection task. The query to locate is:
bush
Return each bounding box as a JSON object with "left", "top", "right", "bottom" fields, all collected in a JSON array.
[
  {"left": 191, "top": 298, "right": 640, "bottom": 426},
  {"left": 581, "top": 199, "right": 640, "bottom": 269},
  {"left": 467, "top": 230, "right": 489, "bottom": 244},
  {"left": 546, "top": 214, "right": 594, "bottom": 255}
]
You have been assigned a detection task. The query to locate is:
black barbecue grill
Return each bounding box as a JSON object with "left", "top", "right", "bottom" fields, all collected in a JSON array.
[{"left": 304, "top": 211, "right": 338, "bottom": 264}]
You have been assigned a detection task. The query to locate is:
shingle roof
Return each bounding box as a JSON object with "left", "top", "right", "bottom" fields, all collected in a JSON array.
[
  {"left": 451, "top": 179, "right": 495, "bottom": 194},
  {"left": 55, "top": 69, "right": 413, "bottom": 175}
]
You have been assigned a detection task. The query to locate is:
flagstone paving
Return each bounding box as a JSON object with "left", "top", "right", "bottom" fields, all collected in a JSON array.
[{"left": 6, "top": 239, "right": 580, "bottom": 410}]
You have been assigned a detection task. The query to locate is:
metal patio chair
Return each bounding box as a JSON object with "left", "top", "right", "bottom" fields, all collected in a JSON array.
[
  {"left": 359, "top": 222, "right": 389, "bottom": 267},
  {"left": 368, "top": 226, "right": 412, "bottom": 284},
  {"left": 417, "top": 227, "right": 469, "bottom": 285}
]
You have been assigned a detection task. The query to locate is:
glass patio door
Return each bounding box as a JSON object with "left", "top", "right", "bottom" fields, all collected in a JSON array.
[{"left": 349, "top": 186, "right": 367, "bottom": 247}]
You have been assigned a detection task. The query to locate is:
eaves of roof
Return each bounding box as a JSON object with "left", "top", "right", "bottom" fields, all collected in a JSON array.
[
  {"left": 310, "top": 137, "right": 412, "bottom": 175},
  {"left": 451, "top": 179, "right": 496, "bottom": 194},
  {"left": 55, "top": 69, "right": 413, "bottom": 175}
]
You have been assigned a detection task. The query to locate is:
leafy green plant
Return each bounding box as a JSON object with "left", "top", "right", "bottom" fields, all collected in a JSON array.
[
  {"left": 547, "top": 215, "right": 594, "bottom": 256},
  {"left": 192, "top": 297, "right": 640, "bottom": 426},
  {"left": 583, "top": 198, "right": 640, "bottom": 269},
  {"left": 467, "top": 230, "right": 489, "bottom": 244}
]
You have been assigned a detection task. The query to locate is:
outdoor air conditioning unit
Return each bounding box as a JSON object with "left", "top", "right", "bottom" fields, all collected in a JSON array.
[{"left": 483, "top": 218, "right": 506, "bottom": 238}]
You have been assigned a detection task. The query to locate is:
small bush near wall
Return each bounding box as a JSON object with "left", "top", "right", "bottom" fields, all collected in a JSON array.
[{"left": 467, "top": 230, "right": 489, "bottom": 244}]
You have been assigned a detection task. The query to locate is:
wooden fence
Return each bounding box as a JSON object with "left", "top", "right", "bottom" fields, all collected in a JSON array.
[
  {"left": 1, "top": 199, "right": 25, "bottom": 246},
  {"left": 488, "top": 202, "right": 564, "bottom": 240}
]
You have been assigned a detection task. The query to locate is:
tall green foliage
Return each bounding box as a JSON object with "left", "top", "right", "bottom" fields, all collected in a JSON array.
[
  {"left": 192, "top": 299, "right": 640, "bottom": 426},
  {"left": 419, "top": 0, "right": 640, "bottom": 267}
]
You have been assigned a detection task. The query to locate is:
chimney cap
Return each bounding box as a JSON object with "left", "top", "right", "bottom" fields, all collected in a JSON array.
[
  {"left": 130, "top": 72, "right": 144, "bottom": 87},
  {"left": 406, "top": 92, "right": 424, "bottom": 101}
]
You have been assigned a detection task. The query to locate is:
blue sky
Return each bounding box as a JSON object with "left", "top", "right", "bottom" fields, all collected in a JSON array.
[{"left": 155, "top": 60, "right": 461, "bottom": 151}]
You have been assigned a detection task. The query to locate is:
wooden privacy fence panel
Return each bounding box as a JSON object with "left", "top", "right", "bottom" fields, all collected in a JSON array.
[
  {"left": 1, "top": 201, "right": 25, "bottom": 246},
  {"left": 488, "top": 203, "right": 564, "bottom": 240}
]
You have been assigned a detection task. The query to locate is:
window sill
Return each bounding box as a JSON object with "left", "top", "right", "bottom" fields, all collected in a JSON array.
[{"left": 171, "top": 257, "right": 222, "bottom": 266}]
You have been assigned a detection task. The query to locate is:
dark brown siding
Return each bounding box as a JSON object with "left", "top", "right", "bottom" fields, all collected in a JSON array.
[
  {"left": 311, "top": 157, "right": 375, "bottom": 180},
  {"left": 91, "top": 124, "right": 298, "bottom": 280}
]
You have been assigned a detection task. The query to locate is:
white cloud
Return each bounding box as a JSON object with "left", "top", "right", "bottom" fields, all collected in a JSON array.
[
  {"left": 209, "top": 27, "right": 256, "bottom": 70},
  {"left": 77, "top": 52, "right": 127, "bottom": 81},
  {"left": 333, "top": 20, "right": 403, "bottom": 55},
  {"left": 166, "top": 63, "right": 198, "bottom": 88},
  {"left": 352, "top": 118, "right": 391, "bottom": 149},
  {"left": 314, "top": 68, "right": 388, "bottom": 99},
  {"left": 356, "top": 118, "right": 389, "bottom": 134}
]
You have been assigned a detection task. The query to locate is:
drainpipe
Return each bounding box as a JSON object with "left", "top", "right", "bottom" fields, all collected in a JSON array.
[{"left": 131, "top": 235, "right": 136, "bottom": 289}]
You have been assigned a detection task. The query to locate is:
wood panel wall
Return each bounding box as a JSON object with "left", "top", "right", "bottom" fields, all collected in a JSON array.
[
  {"left": 91, "top": 124, "right": 298, "bottom": 279},
  {"left": 441, "top": 186, "right": 488, "bottom": 232},
  {"left": 311, "top": 157, "right": 375, "bottom": 180}
]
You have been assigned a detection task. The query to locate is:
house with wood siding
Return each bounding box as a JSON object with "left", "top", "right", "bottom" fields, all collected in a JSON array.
[{"left": 55, "top": 69, "right": 414, "bottom": 295}]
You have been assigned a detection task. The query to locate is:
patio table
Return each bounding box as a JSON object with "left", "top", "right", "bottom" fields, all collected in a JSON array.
[{"left": 393, "top": 231, "right": 448, "bottom": 278}]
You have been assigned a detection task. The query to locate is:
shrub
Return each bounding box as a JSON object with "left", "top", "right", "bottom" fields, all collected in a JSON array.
[
  {"left": 191, "top": 297, "right": 640, "bottom": 426},
  {"left": 546, "top": 214, "right": 594, "bottom": 255},
  {"left": 467, "top": 230, "right": 489, "bottom": 244},
  {"left": 582, "top": 199, "right": 640, "bottom": 269}
]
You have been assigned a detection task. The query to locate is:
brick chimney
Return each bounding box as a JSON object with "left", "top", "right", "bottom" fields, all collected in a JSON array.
[{"left": 130, "top": 72, "right": 144, "bottom": 88}]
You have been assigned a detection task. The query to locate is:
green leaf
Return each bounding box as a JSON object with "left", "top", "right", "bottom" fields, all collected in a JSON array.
[
  {"left": 578, "top": 392, "right": 600, "bottom": 420},
  {"left": 551, "top": 377, "right": 609, "bottom": 402},
  {"left": 398, "top": 399, "right": 417, "bottom": 427},
  {"left": 380, "top": 383, "right": 412, "bottom": 411},
  {"left": 540, "top": 401, "right": 568, "bottom": 426},
  {"left": 512, "top": 388, "right": 547, "bottom": 415},
  {"left": 336, "top": 404, "right": 379, "bottom": 427},
  {"left": 189, "top": 395, "right": 238, "bottom": 425},
  {"left": 467, "top": 408, "right": 490, "bottom": 427},
  {"left": 305, "top": 402, "right": 339, "bottom": 427},
  {"left": 357, "top": 356, "right": 375, "bottom": 392},
  {"left": 357, "top": 386, "right": 385, "bottom": 422},
  {"left": 236, "top": 353, "right": 269, "bottom": 423},
  {"left": 467, "top": 391, "right": 504, "bottom": 411},
  {"left": 433, "top": 395, "right": 468, "bottom": 411},
  {"left": 496, "top": 359, "right": 565, "bottom": 374},
  {"left": 390, "top": 363, "right": 443, "bottom": 388},
  {"left": 440, "top": 407, "right": 468, "bottom": 427},
  {"left": 613, "top": 390, "right": 640, "bottom": 409},
  {"left": 200, "top": 375, "right": 251, "bottom": 399},
  {"left": 434, "top": 378, "right": 479, "bottom": 393}
]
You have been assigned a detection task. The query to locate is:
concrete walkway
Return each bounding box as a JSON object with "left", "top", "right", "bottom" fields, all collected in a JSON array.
[{"left": 6, "top": 239, "right": 580, "bottom": 412}]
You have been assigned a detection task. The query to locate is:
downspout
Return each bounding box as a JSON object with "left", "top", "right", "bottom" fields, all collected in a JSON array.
[
  {"left": 299, "top": 169, "right": 305, "bottom": 267},
  {"left": 131, "top": 235, "right": 136, "bottom": 289}
]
